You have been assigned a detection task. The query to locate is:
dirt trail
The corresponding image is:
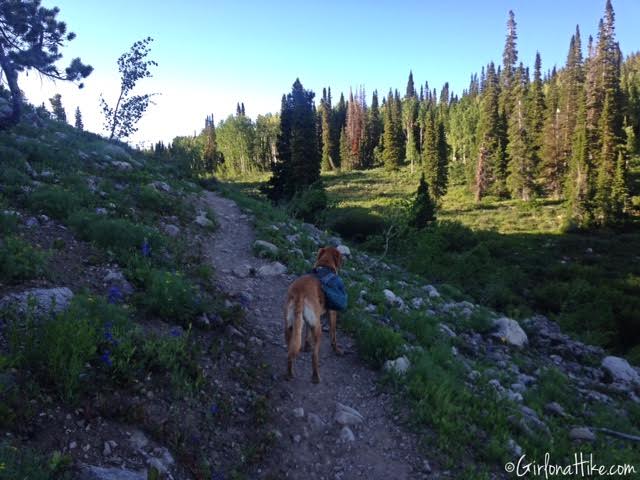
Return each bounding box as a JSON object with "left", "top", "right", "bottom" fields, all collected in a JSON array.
[{"left": 200, "top": 191, "right": 431, "bottom": 480}]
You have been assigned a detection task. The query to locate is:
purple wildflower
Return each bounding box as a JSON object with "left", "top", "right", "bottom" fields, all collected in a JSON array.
[
  {"left": 170, "top": 327, "right": 182, "bottom": 337},
  {"left": 100, "top": 350, "right": 113, "bottom": 367},
  {"left": 211, "top": 471, "right": 225, "bottom": 480},
  {"left": 108, "top": 286, "right": 123, "bottom": 304},
  {"left": 141, "top": 238, "right": 151, "bottom": 257},
  {"left": 210, "top": 404, "right": 218, "bottom": 415}
]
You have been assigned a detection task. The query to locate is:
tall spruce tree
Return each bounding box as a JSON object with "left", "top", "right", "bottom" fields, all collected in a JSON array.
[
  {"left": 364, "top": 90, "right": 383, "bottom": 166},
  {"left": 529, "top": 52, "right": 545, "bottom": 168},
  {"left": 320, "top": 87, "right": 334, "bottom": 170},
  {"left": 507, "top": 65, "right": 535, "bottom": 200},
  {"left": 475, "top": 62, "right": 502, "bottom": 200},
  {"left": 541, "top": 73, "right": 564, "bottom": 198},
  {"left": 382, "top": 90, "right": 404, "bottom": 170},
  {"left": 331, "top": 93, "right": 347, "bottom": 168},
  {"left": 403, "top": 94, "right": 420, "bottom": 172},
  {"left": 408, "top": 174, "right": 436, "bottom": 228},
  {"left": 406, "top": 70, "right": 416, "bottom": 98},
  {"left": 265, "top": 79, "right": 320, "bottom": 201},
  {"left": 566, "top": 89, "right": 592, "bottom": 227},
  {"left": 49, "top": 93, "right": 66, "bottom": 122},
  {"left": 74, "top": 106, "right": 83, "bottom": 130}
]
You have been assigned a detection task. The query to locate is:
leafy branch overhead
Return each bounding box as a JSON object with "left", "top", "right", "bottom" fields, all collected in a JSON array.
[
  {"left": 0, "top": 0, "right": 92, "bottom": 127},
  {"left": 100, "top": 37, "right": 158, "bottom": 140}
]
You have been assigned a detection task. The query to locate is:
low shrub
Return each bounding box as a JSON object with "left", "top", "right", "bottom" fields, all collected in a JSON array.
[
  {"left": 0, "top": 236, "right": 47, "bottom": 284},
  {"left": 0, "top": 442, "right": 71, "bottom": 480},
  {"left": 352, "top": 321, "right": 404, "bottom": 369},
  {"left": 288, "top": 183, "right": 328, "bottom": 223},
  {"left": 28, "top": 185, "right": 91, "bottom": 220},
  {"left": 141, "top": 269, "right": 205, "bottom": 324},
  {"left": 324, "top": 207, "right": 386, "bottom": 242}
]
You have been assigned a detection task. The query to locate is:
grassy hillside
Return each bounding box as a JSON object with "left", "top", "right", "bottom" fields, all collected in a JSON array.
[{"left": 0, "top": 107, "right": 274, "bottom": 478}]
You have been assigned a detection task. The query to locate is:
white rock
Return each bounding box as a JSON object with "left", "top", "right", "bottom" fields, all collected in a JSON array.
[
  {"left": 162, "top": 224, "right": 180, "bottom": 237},
  {"left": 424, "top": 284, "right": 440, "bottom": 298},
  {"left": 384, "top": 356, "right": 411, "bottom": 375},
  {"left": 336, "top": 245, "right": 351, "bottom": 257},
  {"left": 257, "top": 262, "right": 287, "bottom": 276},
  {"left": 491, "top": 317, "right": 528, "bottom": 347},
  {"left": 439, "top": 323, "right": 457, "bottom": 338},
  {"left": 111, "top": 160, "right": 132, "bottom": 171},
  {"left": 293, "top": 407, "right": 305, "bottom": 418},
  {"left": 410, "top": 297, "right": 425, "bottom": 309},
  {"left": 569, "top": 427, "right": 596, "bottom": 442},
  {"left": 0, "top": 287, "right": 73, "bottom": 316},
  {"left": 334, "top": 402, "right": 364, "bottom": 426},
  {"left": 339, "top": 426, "right": 355, "bottom": 442},
  {"left": 383, "top": 289, "right": 404, "bottom": 308},
  {"left": 194, "top": 212, "right": 213, "bottom": 228},
  {"left": 254, "top": 240, "right": 279, "bottom": 256},
  {"left": 78, "top": 465, "right": 146, "bottom": 480},
  {"left": 307, "top": 413, "right": 325, "bottom": 432},
  {"left": 601, "top": 356, "right": 640, "bottom": 385}
]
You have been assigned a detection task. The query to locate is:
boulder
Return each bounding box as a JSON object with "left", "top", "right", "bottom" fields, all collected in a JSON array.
[
  {"left": 111, "top": 160, "right": 132, "bottom": 171},
  {"left": 149, "top": 181, "right": 171, "bottom": 193},
  {"left": 254, "top": 240, "right": 279, "bottom": 257},
  {"left": 339, "top": 426, "right": 355, "bottom": 442},
  {"left": 384, "top": 356, "right": 411, "bottom": 375},
  {"left": 0, "top": 287, "right": 73, "bottom": 316},
  {"left": 77, "top": 465, "right": 146, "bottom": 480},
  {"left": 194, "top": 212, "right": 213, "bottom": 228},
  {"left": 601, "top": 356, "right": 640, "bottom": 386},
  {"left": 336, "top": 245, "right": 351, "bottom": 257},
  {"left": 383, "top": 289, "right": 404, "bottom": 308},
  {"left": 257, "top": 262, "right": 287, "bottom": 276},
  {"left": 569, "top": 427, "right": 596, "bottom": 442},
  {"left": 334, "top": 402, "right": 364, "bottom": 426},
  {"left": 424, "top": 284, "right": 440, "bottom": 298},
  {"left": 103, "top": 269, "right": 134, "bottom": 296},
  {"left": 162, "top": 224, "right": 180, "bottom": 237},
  {"left": 491, "top": 317, "right": 528, "bottom": 347}
]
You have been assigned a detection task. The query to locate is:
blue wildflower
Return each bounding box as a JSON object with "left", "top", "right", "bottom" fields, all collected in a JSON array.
[
  {"left": 141, "top": 238, "right": 151, "bottom": 257},
  {"left": 170, "top": 327, "right": 182, "bottom": 337},
  {"left": 108, "top": 286, "right": 123, "bottom": 304},
  {"left": 211, "top": 471, "right": 225, "bottom": 480},
  {"left": 100, "top": 350, "right": 113, "bottom": 367},
  {"left": 210, "top": 404, "right": 218, "bottom": 415}
]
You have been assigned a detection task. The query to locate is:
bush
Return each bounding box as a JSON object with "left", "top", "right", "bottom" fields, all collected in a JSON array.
[
  {"left": 141, "top": 269, "right": 205, "bottom": 324},
  {"left": 288, "top": 183, "right": 328, "bottom": 223},
  {"left": 29, "top": 185, "right": 91, "bottom": 220},
  {"left": 0, "top": 236, "right": 47, "bottom": 284},
  {"left": 352, "top": 322, "right": 404, "bottom": 369},
  {"left": 68, "top": 211, "right": 162, "bottom": 257},
  {"left": 325, "top": 207, "right": 386, "bottom": 242},
  {"left": 0, "top": 442, "right": 71, "bottom": 480},
  {"left": 7, "top": 295, "right": 128, "bottom": 402}
]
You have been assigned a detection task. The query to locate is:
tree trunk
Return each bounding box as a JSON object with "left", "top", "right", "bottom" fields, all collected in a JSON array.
[{"left": 0, "top": 49, "right": 22, "bottom": 128}]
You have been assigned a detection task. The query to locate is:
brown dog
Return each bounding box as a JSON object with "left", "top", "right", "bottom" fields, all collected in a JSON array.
[{"left": 284, "top": 247, "right": 344, "bottom": 383}]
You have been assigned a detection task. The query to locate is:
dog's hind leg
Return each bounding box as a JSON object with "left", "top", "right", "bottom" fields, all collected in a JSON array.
[
  {"left": 329, "top": 310, "right": 343, "bottom": 355},
  {"left": 303, "top": 325, "right": 313, "bottom": 352},
  {"left": 311, "top": 321, "right": 322, "bottom": 384},
  {"left": 286, "top": 298, "right": 304, "bottom": 380}
]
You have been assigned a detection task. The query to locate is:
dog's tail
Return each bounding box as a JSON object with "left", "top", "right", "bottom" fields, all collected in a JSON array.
[{"left": 288, "top": 295, "right": 304, "bottom": 357}]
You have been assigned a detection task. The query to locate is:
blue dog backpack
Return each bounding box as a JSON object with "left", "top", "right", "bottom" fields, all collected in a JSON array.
[{"left": 312, "top": 267, "right": 348, "bottom": 311}]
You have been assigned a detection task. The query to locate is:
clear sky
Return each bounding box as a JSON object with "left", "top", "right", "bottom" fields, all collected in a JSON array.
[{"left": 19, "top": 0, "right": 640, "bottom": 147}]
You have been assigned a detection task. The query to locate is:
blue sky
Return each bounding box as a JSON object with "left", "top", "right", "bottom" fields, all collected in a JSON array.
[{"left": 20, "top": 0, "right": 640, "bottom": 146}]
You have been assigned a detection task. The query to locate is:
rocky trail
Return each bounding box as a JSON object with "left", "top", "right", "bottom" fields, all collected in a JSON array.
[{"left": 200, "top": 191, "right": 432, "bottom": 480}]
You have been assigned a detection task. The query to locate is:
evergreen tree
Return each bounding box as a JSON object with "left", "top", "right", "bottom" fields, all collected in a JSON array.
[
  {"left": 74, "top": 106, "right": 83, "bottom": 130},
  {"left": 203, "top": 114, "right": 224, "bottom": 173},
  {"left": 422, "top": 111, "right": 438, "bottom": 194},
  {"left": 339, "top": 126, "right": 353, "bottom": 169},
  {"left": 529, "top": 52, "right": 545, "bottom": 167},
  {"left": 435, "top": 119, "right": 449, "bottom": 198},
  {"left": 408, "top": 174, "right": 436, "bottom": 229},
  {"left": 265, "top": 79, "right": 320, "bottom": 201},
  {"left": 500, "top": 10, "right": 518, "bottom": 120},
  {"left": 566, "top": 90, "right": 592, "bottom": 227},
  {"left": 540, "top": 74, "right": 564, "bottom": 198},
  {"left": 0, "top": 1, "right": 92, "bottom": 127},
  {"left": 49, "top": 93, "right": 66, "bottom": 122},
  {"left": 320, "top": 88, "right": 334, "bottom": 170},
  {"left": 475, "top": 62, "right": 502, "bottom": 200},
  {"left": 382, "top": 90, "right": 403, "bottom": 170},
  {"left": 405, "top": 70, "right": 416, "bottom": 98},
  {"left": 507, "top": 65, "right": 535, "bottom": 200},
  {"left": 331, "top": 93, "right": 347, "bottom": 168},
  {"left": 610, "top": 150, "right": 629, "bottom": 221},
  {"left": 364, "top": 90, "right": 383, "bottom": 166},
  {"left": 403, "top": 94, "right": 420, "bottom": 172}
]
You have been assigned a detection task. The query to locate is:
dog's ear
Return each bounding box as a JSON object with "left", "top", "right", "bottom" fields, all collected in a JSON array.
[
  {"left": 333, "top": 248, "right": 342, "bottom": 270},
  {"left": 316, "top": 247, "right": 326, "bottom": 262}
]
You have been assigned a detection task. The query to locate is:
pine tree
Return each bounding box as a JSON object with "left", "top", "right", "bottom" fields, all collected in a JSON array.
[
  {"left": 345, "top": 88, "right": 367, "bottom": 169},
  {"left": 408, "top": 174, "right": 436, "bottom": 229},
  {"left": 610, "top": 150, "right": 629, "bottom": 221},
  {"left": 203, "top": 114, "right": 223, "bottom": 173},
  {"left": 265, "top": 79, "right": 320, "bottom": 201},
  {"left": 339, "top": 126, "right": 352, "bottom": 170},
  {"left": 435, "top": 119, "right": 449, "bottom": 198},
  {"left": 475, "top": 62, "right": 502, "bottom": 200},
  {"left": 74, "top": 106, "right": 83, "bottom": 130},
  {"left": 403, "top": 95, "right": 419, "bottom": 172},
  {"left": 49, "top": 93, "right": 67, "bottom": 122},
  {"left": 364, "top": 90, "right": 382, "bottom": 167},
  {"left": 382, "top": 90, "right": 403, "bottom": 170},
  {"left": 565, "top": 88, "right": 593, "bottom": 228},
  {"left": 320, "top": 88, "right": 334, "bottom": 170},
  {"left": 331, "top": 93, "right": 347, "bottom": 168},
  {"left": 405, "top": 70, "right": 416, "bottom": 98},
  {"left": 507, "top": 65, "right": 535, "bottom": 200},
  {"left": 529, "top": 52, "right": 545, "bottom": 167},
  {"left": 540, "top": 74, "right": 564, "bottom": 198}
]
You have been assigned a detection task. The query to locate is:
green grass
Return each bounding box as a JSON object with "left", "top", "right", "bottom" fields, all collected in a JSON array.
[{"left": 0, "top": 236, "right": 47, "bottom": 284}]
